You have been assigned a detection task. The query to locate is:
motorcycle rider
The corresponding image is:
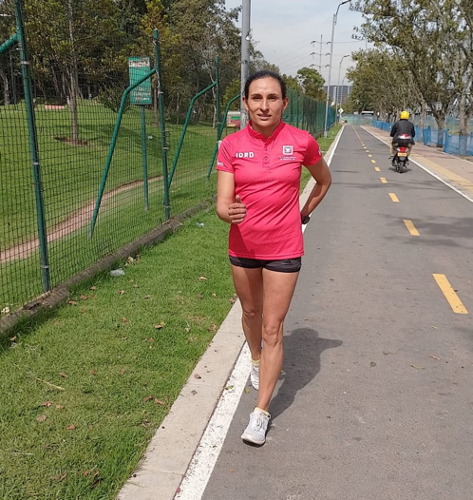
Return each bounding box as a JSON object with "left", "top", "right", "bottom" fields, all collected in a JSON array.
[{"left": 389, "top": 110, "right": 415, "bottom": 159}]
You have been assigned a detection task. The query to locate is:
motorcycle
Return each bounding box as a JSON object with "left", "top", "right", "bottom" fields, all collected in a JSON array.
[{"left": 392, "top": 134, "right": 412, "bottom": 173}]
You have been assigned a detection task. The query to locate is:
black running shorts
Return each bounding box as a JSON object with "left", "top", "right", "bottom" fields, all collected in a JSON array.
[{"left": 229, "top": 256, "right": 301, "bottom": 273}]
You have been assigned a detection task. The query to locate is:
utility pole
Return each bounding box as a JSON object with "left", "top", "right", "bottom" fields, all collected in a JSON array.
[{"left": 240, "top": 0, "right": 251, "bottom": 129}]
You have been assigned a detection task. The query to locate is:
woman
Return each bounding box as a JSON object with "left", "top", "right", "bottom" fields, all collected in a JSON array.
[{"left": 216, "top": 70, "right": 332, "bottom": 445}]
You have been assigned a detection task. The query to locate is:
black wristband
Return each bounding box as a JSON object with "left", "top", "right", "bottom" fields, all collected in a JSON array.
[{"left": 301, "top": 215, "right": 311, "bottom": 225}]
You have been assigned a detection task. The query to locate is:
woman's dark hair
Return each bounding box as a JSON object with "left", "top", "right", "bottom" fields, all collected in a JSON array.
[{"left": 244, "top": 70, "right": 287, "bottom": 99}]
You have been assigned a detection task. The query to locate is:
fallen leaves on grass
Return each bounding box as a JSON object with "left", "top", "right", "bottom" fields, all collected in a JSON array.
[
  {"left": 119, "top": 290, "right": 125, "bottom": 295},
  {"left": 59, "top": 372, "right": 68, "bottom": 378},
  {"left": 198, "top": 276, "right": 207, "bottom": 281},
  {"left": 66, "top": 424, "right": 76, "bottom": 430},
  {"left": 90, "top": 286, "right": 97, "bottom": 291},
  {"left": 50, "top": 473, "right": 67, "bottom": 482},
  {"left": 37, "top": 414, "right": 47, "bottom": 423},
  {"left": 90, "top": 369, "right": 97, "bottom": 375},
  {"left": 68, "top": 300, "right": 77, "bottom": 306},
  {"left": 154, "top": 323, "right": 165, "bottom": 330},
  {"left": 80, "top": 295, "right": 87, "bottom": 301},
  {"left": 154, "top": 399, "right": 165, "bottom": 406},
  {"left": 41, "top": 401, "right": 53, "bottom": 407}
]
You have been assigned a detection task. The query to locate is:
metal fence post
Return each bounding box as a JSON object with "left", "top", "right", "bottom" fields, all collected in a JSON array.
[
  {"left": 14, "top": 0, "right": 50, "bottom": 292},
  {"left": 154, "top": 29, "right": 170, "bottom": 220}
]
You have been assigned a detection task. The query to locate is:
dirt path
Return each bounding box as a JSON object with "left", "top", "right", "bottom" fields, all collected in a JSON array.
[{"left": 0, "top": 176, "right": 163, "bottom": 264}]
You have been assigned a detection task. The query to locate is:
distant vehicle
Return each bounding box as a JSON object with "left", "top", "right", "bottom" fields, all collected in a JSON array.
[{"left": 360, "top": 110, "right": 374, "bottom": 117}]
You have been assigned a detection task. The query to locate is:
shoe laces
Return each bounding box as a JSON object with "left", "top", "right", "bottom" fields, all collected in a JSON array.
[{"left": 250, "top": 411, "right": 268, "bottom": 430}]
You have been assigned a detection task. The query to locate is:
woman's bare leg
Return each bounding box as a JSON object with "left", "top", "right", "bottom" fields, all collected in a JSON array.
[
  {"left": 231, "top": 265, "right": 264, "bottom": 362},
  {"left": 257, "top": 269, "right": 299, "bottom": 412}
]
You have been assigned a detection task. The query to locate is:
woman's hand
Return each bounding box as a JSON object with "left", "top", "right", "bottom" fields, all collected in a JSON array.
[{"left": 228, "top": 195, "right": 247, "bottom": 224}]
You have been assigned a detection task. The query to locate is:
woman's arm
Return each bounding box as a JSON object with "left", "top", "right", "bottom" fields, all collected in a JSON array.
[
  {"left": 216, "top": 170, "right": 247, "bottom": 224},
  {"left": 300, "top": 157, "right": 332, "bottom": 219}
]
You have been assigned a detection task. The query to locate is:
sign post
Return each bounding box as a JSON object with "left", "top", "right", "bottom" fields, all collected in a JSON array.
[{"left": 129, "top": 57, "right": 152, "bottom": 210}]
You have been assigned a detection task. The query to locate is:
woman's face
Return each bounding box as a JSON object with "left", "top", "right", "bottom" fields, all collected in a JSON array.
[{"left": 243, "top": 77, "right": 288, "bottom": 137}]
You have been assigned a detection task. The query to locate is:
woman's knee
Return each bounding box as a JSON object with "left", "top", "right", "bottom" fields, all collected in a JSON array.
[
  {"left": 262, "top": 321, "right": 283, "bottom": 346},
  {"left": 242, "top": 306, "right": 262, "bottom": 322}
]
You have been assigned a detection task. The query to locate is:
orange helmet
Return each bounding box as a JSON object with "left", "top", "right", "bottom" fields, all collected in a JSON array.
[{"left": 400, "top": 110, "right": 409, "bottom": 120}]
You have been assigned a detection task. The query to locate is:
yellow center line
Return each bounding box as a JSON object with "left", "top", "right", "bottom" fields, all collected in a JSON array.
[
  {"left": 403, "top": 219, "right": 419, "bottom": 235},
  {"left": 371, "top": 160, "right": 376, "bottom": 164},
  {"left": 366, "top": 150, "right": 370, "bottom": 153},
  {"left": 433, "top": 274, "right": 468, "bottom": 314},
  {"left": 368, "top": 154, "right": 373, "bottom": 157},
  {"left": 389, "top": 193, "right": 399, "bottom": 202},
  {"left": 380, "top": 177, "right": 387, "bottom": 184},
  {"left": 374, "top": 167, "right": 380, "bottom": 172}
]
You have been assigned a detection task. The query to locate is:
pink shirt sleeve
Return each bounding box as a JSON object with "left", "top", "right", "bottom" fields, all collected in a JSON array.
[
  {"left": 216, "top": 138, "right": 234, "bottom": 173},
  {"left": 304, "top": 134, "right": 323, "bottom": 166}
]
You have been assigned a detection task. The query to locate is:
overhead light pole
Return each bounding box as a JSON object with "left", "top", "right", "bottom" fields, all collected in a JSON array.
[
  {"left": 323, "top": 0, "right": 352, "bottom": 137},
  {"left": 240, "top": 0, "right": 251, "bottom": 129},
  {"left": 335, "top": 54, "right": 350, "bottom": 120}
]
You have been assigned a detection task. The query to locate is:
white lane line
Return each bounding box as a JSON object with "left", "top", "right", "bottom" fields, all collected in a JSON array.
[
  {"left": 175, "top": 344, "right": 251, "bottom": 500},
  {"left": 362, "top": 127, "right": 473, "bottom": 204},
  {"left": 175, "top": 126, "right": 344, "bottom": 499}
]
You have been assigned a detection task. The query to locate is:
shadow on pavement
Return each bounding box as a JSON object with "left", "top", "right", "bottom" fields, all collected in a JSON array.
[{"left": 270, "top": 327, "right": 342, "bottom": 420}]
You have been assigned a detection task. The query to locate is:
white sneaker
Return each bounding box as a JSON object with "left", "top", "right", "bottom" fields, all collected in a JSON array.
[
  {"left": 241, "top": 409, "right": 270, "bottom": 445},
  {"left": 250, "top": 363, "right": 259, "bottom": 390}
]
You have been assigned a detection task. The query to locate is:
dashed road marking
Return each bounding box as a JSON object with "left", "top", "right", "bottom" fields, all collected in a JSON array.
[
  {"left": 371, "top": 160, "right": 376, "bottom": 164},
  {"left": 433, "top": 274, "right": 468, "bottom": 314},
  {"left": 389, "top": 193, "right": 399, "bottom": 202},
  {"left": 403, "top": 219, "right": 419, "bottom": 236},
  {"left": 380, "top": 177, "right": 387, "bottom": 184},
  {"left": 375, "top": 167, "right": 380, "bottom": 172}
]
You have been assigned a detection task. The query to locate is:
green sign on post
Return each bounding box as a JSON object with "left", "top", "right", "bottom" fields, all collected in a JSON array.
[{"left": 129, "top": 57, "right": 152, "bottom": 105}]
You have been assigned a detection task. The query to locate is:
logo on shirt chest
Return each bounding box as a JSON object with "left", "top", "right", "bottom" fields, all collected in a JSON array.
[
  {"left": 280, "top": 144, "right": 296, "bottom": 160},
  {"left": 235, "top": 151, "right": 255, "bottom": 158}
]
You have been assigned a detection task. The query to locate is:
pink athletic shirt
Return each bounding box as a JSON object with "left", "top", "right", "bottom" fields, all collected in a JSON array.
[{"left": 217, "top": 120, "right": 323, "bottom": 260}]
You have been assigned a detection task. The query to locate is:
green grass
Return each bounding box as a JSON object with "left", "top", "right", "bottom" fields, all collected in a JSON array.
[
  {"left": 0, "top": 123, "right": 340, "bottom": 500},
  {"left": 0, "top": 209, "right": 235, "bottom": 500},
  {"left": 0, "top": 100, "right": 218, "bottom": 250}
]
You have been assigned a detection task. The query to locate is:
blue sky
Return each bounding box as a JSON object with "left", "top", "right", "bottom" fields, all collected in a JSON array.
[{"left": 225, "top": 0, "right": 370, "bottom": 85}]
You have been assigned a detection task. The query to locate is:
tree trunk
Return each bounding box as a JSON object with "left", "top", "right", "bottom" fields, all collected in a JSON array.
[
  {"left": 0, "top": 68, "right": 10, "bottom": 106},
  {"left": 434, "top": 114, "right": 446, "bottom": 148},
  {"left": 68, "top": 70, "right": 79, "bottom": 144},
  {"left": 418, "top": 101, "right": 427, "bottom": 143},
  {"left": 67, "top": 0, "right": 80, "bottom": 144}
]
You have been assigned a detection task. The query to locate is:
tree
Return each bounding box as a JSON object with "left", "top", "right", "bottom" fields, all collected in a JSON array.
[
  {"left": 353, "top": 0, "right": 473, "bottom": 146},
  {"left": 296, "top": 67, "right": 325, "bottom": 100},
  {"left": 25, "top": 0, "right": 128, "bottom": 142}
]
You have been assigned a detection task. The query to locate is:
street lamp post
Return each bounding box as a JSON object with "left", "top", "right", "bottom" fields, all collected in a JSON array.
[
  {"left": 240, "top": 0, "right": 251, "bottom": 129},
  {"left": 323, "top": 0, "right": 352, "bottom": 137},
  {"left": 335, "top": 54, "right": 350, "bottom": 120}
]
